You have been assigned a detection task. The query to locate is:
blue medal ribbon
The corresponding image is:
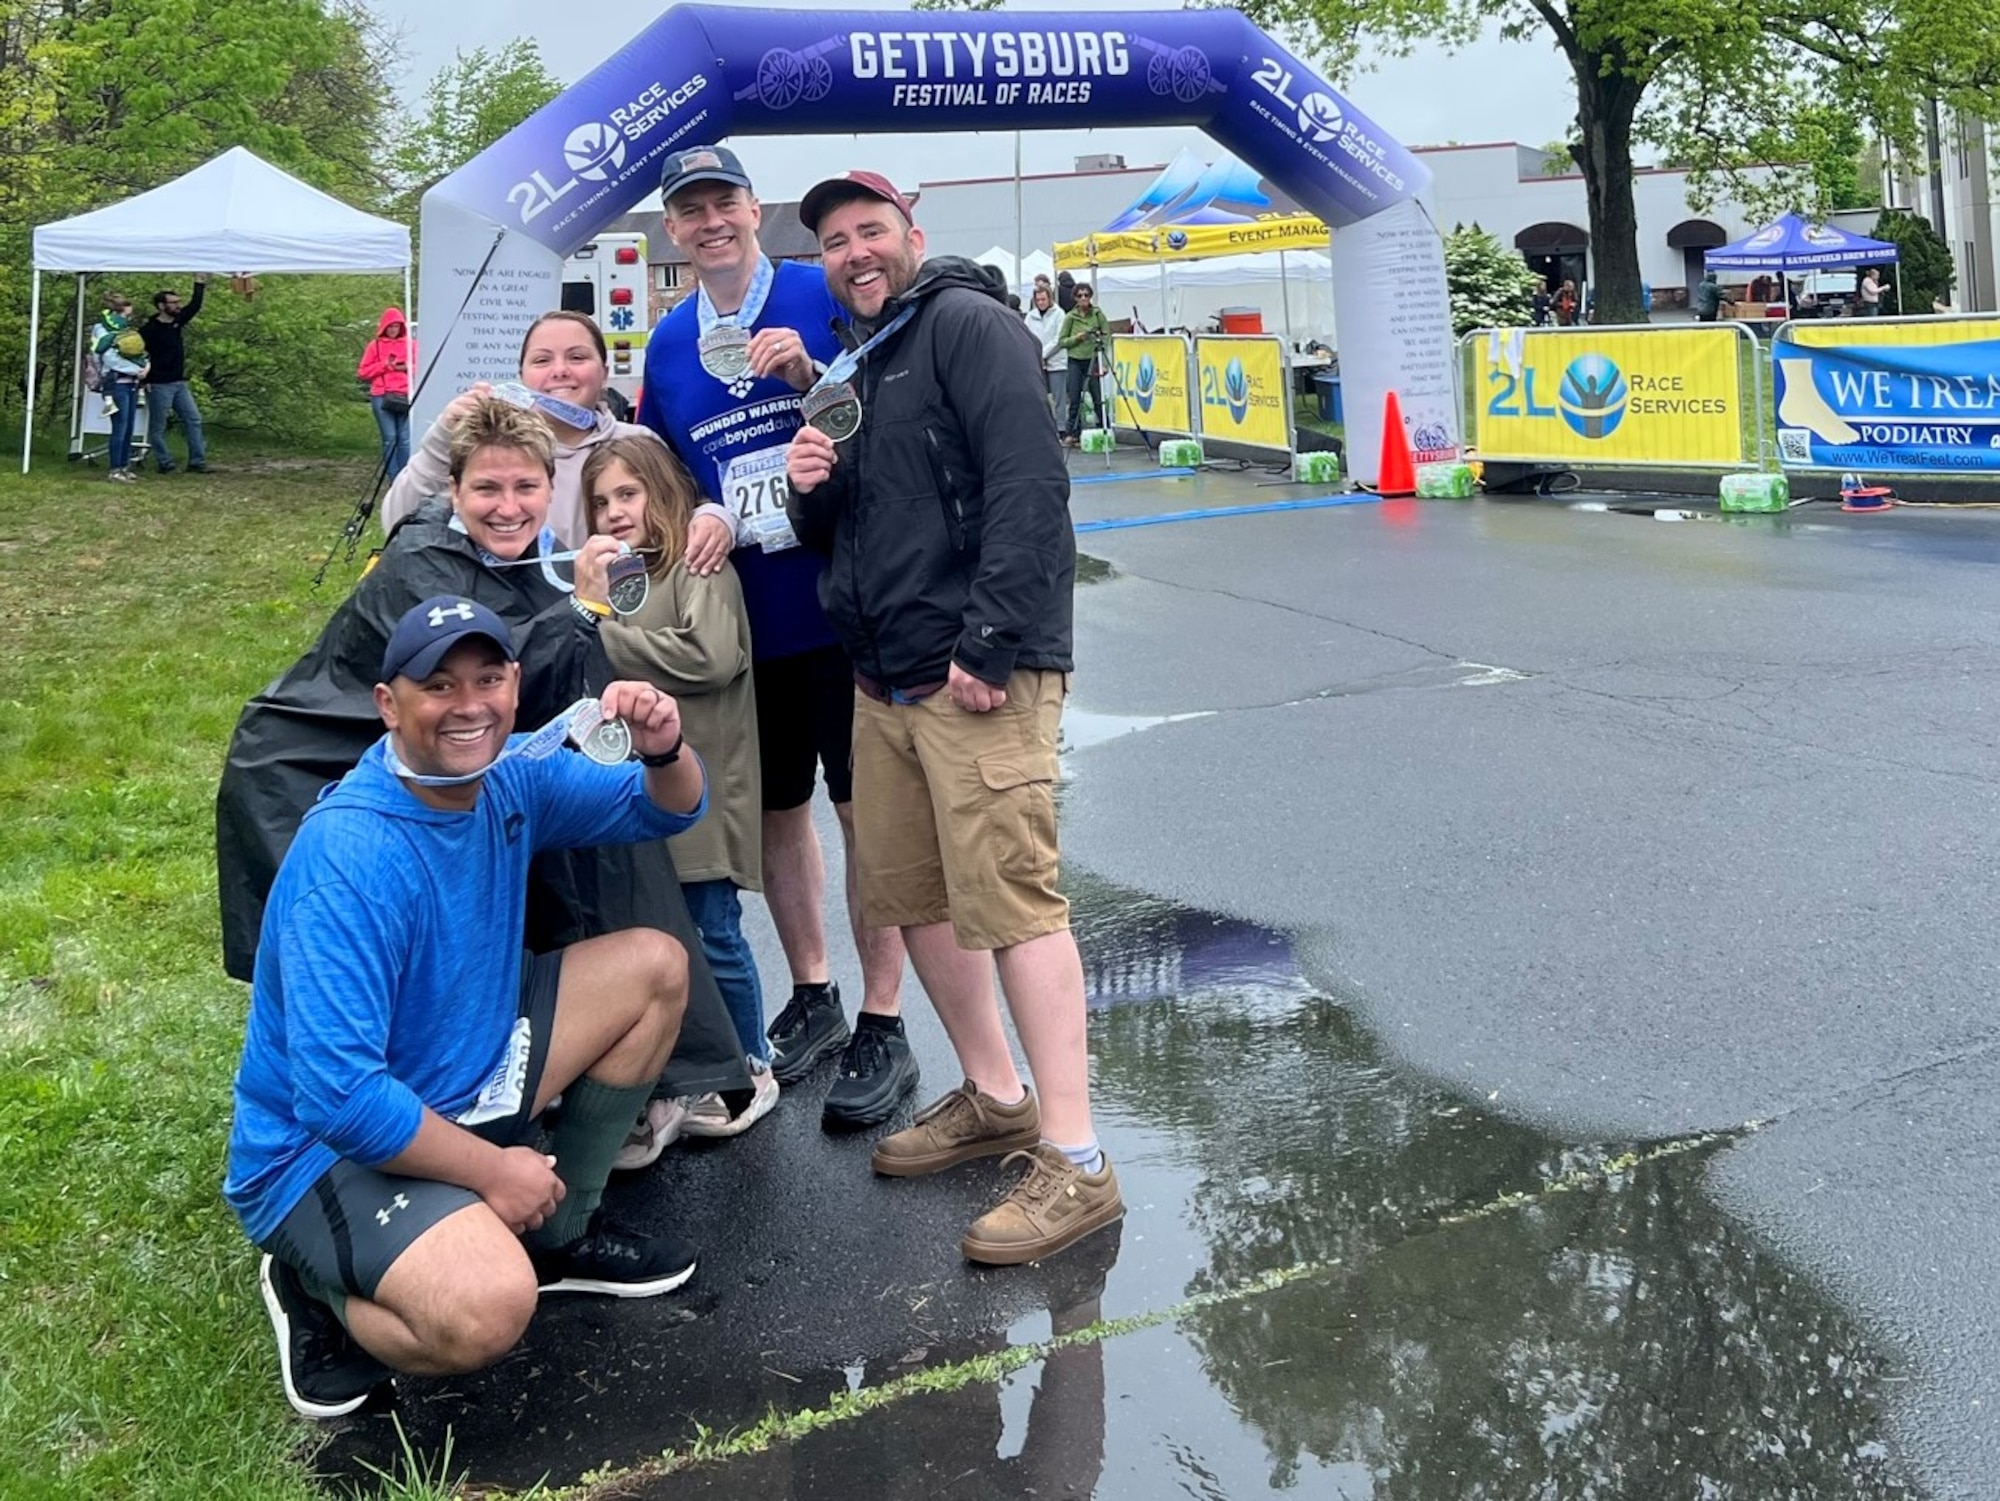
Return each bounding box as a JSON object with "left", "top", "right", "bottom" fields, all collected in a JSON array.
[
  {"left": 813, "top": 305, "right": 919, "bottom": 393},
  {"left": 697, "top": 254, "right": 775, "bottom": 337}
]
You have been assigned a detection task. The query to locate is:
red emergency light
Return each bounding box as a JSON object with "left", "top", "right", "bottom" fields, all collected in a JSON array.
[
  {"left": 610, "top": 287, "right": 634, "bottom": 305},
  {"left": 614, "top": 246, "right": 640, "bottom": 264}
]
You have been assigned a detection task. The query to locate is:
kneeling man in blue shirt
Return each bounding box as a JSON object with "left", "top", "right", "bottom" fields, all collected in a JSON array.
[{"left": 225, "top": 595, "right": 709, "bottom": 1418}]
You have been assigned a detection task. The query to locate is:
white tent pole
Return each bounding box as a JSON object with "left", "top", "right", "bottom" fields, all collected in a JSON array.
[
  {"left": 1157, "top": 260, "right": 1167, "bottom": 331},
  {"left": 403, "top": 265, "right": 414, "bottom": 389},
  {"left": 22, "top": 272, "right": 41, "bottom": 474},
  {"left": 1280, "top": 249, "right": 1295, "bottom": 350},
  {"left": 68, "top": 275, "right": 87, "bottom": 461}
]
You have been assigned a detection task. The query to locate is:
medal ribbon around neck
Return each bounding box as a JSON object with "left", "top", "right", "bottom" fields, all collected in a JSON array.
[
  {"left": 696, "top": 254, "right": 775, "bottom": 339},
  {"left": 813, "top": 305, "right": 918, "bottom": 393},
  {"left": 382, "top": 697, "right": 629, "bottom": 788}
]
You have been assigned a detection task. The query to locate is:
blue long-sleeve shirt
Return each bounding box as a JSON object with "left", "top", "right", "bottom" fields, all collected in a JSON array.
[{"left": 224, "top": 736, "right": 702, "bottom": 1243}]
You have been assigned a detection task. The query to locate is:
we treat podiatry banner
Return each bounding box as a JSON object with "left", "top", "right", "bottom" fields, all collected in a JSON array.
[
  {"left": 1773, "top": 317, "right": 2000, "bottom": 473},
  {"left": 1474, "top": 325, "right": 1747, "bottom": 467},
  {"left": 1110, "top": 335, "right": 1194, "bottom": 435},
  {"left": 1193, "top": 335, "right": 1290, "bottom": 452},
  {"left": 415, "top": 4, "right": 1434, "bottom": 434}
]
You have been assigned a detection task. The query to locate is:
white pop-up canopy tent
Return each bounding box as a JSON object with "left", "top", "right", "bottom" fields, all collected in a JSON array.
[
  {"left": 23, "top": 146, "right": 412, "bottom": 471},
  {"left": 1091, "top": 249, "right": 1335, "bottom": 342},
  {"left": 973, "top": 246, "right": 1058, "bottom": 299}
]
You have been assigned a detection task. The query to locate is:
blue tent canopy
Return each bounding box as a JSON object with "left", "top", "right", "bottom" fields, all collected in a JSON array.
[{"left": 1704, "top": 213, "right": 1900, "bottom": 272}]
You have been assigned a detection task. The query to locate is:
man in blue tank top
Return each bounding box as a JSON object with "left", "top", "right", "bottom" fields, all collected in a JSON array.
[{"left": 639, "top": 146, "right": 919, "bottom": 1133}]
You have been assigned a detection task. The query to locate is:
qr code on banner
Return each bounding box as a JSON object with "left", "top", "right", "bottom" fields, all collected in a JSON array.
[{"left": 1777, "top": 429, "right": 1813, "bottom": 464}]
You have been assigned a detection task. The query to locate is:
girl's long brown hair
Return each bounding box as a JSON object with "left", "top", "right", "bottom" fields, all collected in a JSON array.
[{"left": 581, "top": 436, "right": 702, "bottom": 580}]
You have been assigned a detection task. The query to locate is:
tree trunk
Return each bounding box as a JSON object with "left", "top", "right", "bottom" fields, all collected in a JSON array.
[{"left": 1572, "top": 59, "right": 1647, "bottom": 324}]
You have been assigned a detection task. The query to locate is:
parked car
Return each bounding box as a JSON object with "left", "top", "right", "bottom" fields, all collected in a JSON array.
[{"left": 1794, "top": 271, "right": 1857, "bottom": 317}]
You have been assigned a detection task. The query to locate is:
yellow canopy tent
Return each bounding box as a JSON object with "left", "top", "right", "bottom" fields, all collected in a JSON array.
[{"left": 1054, "top": 214, "right": 1331, "bottom": 269}]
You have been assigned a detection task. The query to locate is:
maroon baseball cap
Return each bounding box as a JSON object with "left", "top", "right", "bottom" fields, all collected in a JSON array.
[{"left": 798, "top": 171, "right": 917, "bottom": 233}]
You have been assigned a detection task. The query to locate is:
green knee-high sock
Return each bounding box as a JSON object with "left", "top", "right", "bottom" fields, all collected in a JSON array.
[{"left": 523, "top": 1074, "right": 655, "bottom": 1252}]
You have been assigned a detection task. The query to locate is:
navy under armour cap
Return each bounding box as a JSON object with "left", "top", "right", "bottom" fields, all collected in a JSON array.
[{"left": 381, "top": 596, "right": 516, "bottom": 683}]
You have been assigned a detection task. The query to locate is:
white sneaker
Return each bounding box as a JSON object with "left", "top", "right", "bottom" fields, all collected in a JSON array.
[
  {"left": 612, "top": 1096, "right": 687, "bottom": 1172},
  {"left": 680, "top": 1057, "right": 780, "bottom": 1139}
]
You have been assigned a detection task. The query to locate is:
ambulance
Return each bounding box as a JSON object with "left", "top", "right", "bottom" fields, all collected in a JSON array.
[{"left": 561, "top": 232, "right": 651, "bottom": 403}]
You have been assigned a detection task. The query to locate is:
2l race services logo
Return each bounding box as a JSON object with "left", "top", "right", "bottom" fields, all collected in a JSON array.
[{"left": 1481, "top": 331, "right": 1740, "bottom": 464}]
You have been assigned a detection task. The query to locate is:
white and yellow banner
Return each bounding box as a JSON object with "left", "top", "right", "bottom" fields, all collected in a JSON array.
[
  {"left": 1056, "top": 216, "right": 1330, "bottom": 269},
  {"left": 1475, "top": 326, "right": 1747, "bottom": 467},
  {"left": 1109, "top": 335, "right": 1194, "bottom": 435},
  {"left": 1193, "top": 335, "right": 1290, "bottom": 453}
]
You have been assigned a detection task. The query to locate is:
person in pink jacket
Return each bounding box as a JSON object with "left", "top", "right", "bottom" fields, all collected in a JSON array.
[{"left": 358, "top": 309, "right": 415, "bottom": 480}]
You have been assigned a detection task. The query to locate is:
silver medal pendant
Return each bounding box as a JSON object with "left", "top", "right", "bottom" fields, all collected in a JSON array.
[
  {"left": 698, "top": 324, "right": 753, "bottom": 380},
  {"left": 606, "top": 552, "right": 650, "bottom": 616},
  {"left": 802, "top": 381, "right": 863, "bottom": 443},
  {"left": 566, "top": 699, "right": 634, "bottom": 765}
]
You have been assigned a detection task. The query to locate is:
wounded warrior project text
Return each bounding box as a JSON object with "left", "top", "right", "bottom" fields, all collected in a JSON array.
[{"left": 853, "top": 29, "right": 1128, "bottom": 106}]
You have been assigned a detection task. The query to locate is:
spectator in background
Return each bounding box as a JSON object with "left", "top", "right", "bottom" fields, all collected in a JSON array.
[
  {"left": 1056, "top": 269, "right": 1077, "bottom": 312},
  {"left": 1694, "top": 270, "right": 1722, "bottom": 323},
  {"left": 141, "top": 276, "right": 210, "bottom": 474},
  {"left": 90, "top": 294, "right": 149, "bottom": 483},
  {"left": 1057, "top": 284, "right": 1110, "bottom": 445},
  {"left": 358, "top": 308, "right": 415, "bottom": 481},
  {"left": 1530, "top": 279, "right": 1551, "bottom": 326},
  {"left": 1860, "top": 267, "right": 1884, "bottom": 315},
  {"left": 1554, "top": 280, "right": 1579, "bottom": 326},
  {"left": 1024, "top": 284, "right": 1066, "bottom": 419}
]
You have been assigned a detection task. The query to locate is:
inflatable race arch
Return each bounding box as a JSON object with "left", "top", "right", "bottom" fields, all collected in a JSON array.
[{"left": 417, "top": 5, "right": 1459, "bottom": 480}]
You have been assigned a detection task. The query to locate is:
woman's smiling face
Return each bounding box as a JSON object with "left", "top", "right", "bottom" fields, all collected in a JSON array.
[{"left": 451, "top": 444, "right": 551, "bottom": 559}]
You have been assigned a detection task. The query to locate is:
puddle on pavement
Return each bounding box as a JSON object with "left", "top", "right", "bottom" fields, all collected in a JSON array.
[
  {"left": 1076, "top": 552, "right": 1115, "bottom": 585},
  {"left": 323, "top": 877, "right": 1917, "bottom": 1500}
]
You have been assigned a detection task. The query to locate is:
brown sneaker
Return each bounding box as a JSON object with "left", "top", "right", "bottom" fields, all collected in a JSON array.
[
  {"left": 962, "top": 1144, "right": 1125, "bottom": 1266},
  {"left": 870, "top": 1081, "right": 1041, "bottom": 1177}
]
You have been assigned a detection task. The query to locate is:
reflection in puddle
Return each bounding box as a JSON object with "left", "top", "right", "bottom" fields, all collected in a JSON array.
[{"left": 1074, "top": 878, "right": 1915, "bottom": 1498}]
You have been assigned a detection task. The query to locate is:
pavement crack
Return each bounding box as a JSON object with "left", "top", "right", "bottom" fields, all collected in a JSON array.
[{"left": 1109, "top": 565, "right": 1462, "bottom": 662}]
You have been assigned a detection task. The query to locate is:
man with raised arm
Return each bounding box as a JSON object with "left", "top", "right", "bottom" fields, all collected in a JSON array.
[{"left": 226, "top": 596, "right": 708, "bottom": 1417}]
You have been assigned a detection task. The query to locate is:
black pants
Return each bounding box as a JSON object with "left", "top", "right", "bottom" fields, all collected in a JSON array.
[{"left": 1064, "top": 357, "right": 1104, "bottom": 435}]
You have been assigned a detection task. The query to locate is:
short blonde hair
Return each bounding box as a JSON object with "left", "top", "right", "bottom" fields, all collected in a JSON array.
[{"left": 447, "top": 398, "right": 556, "bottom": 483}]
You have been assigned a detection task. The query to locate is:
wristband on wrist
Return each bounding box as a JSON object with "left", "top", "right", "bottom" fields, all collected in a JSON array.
[
  {"left": 639, "top": 734, "right": 684, "bottom": 768},
  {"left": 571, "top": 595, "right": 610, "bottom": 621}
]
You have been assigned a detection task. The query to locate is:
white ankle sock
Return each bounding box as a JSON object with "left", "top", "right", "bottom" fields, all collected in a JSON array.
[{"left": 1049, "top": 1138, "right": 1104, "bottom": 1174}]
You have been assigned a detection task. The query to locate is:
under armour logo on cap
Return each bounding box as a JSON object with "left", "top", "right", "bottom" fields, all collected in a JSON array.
[{"left": 382, "top": 595, "right": 518, "bottom": 683}]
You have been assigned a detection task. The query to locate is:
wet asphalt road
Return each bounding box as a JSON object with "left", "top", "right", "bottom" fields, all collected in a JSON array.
[{"left": 323, "top": 463, "right": 1999, "bottom": 1498}]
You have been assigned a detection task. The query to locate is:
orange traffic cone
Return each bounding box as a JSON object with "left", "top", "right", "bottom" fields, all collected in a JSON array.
[{"left": 1376, "top": 391, "right": 1417, "bottom": 498}]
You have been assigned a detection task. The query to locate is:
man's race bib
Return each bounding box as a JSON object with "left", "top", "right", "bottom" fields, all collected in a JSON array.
[
  {"left": 455, "top": 1015, "right": 533, "bottom": 1126},
  {"left": 720, "top": 445, "right": 799, "bottom": 553}
]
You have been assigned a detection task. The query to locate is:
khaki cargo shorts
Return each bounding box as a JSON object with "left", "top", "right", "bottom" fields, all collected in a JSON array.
[{"left": 850, "top": 668, "right": 1070, "bottom": 952}]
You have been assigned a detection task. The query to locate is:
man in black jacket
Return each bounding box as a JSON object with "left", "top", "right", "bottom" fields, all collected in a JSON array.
[
  {"left": 140, "top": 275, "right": 210, "bottom": 473},
  {"left": 785, "top": 171, "right": 1123, "bottom": 1268}
]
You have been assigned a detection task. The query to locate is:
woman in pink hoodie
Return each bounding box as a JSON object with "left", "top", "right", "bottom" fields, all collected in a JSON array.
[{"left": 357, "top": 309, "right": 415, "bottom": 479}]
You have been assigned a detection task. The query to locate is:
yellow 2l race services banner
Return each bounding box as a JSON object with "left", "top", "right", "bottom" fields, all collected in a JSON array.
[
  {"left": 1193, "top": 335, "right": 1291, "bottom": 453},
  {"left": 1476, "top": 327, "right": 1747, "bottom": 466},
  {"left": 1109, "top": 335, "right": 1194, "bottom": 436}
]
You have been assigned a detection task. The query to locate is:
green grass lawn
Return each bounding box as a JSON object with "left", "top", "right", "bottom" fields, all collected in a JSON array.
[{"left": 0, "top": 426, "right": 405, "bottom": 1497}]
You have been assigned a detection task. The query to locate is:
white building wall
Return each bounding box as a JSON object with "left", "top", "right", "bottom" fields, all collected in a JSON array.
[{"left": 915, "top": 143, "right": 1767, "bottom": 324}]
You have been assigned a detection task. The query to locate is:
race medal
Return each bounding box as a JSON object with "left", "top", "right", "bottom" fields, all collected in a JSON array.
[
  {"left": 802, "top": 381, "right": 862, "bottom": 443},
  {"left": 698, "top": 324, "right": 753, "bottom": 381},
  {"left": 566, "top": 699, "right": 633, "bottom": 765},
  {"left": 606, "top": 551, "right": 650, "bottom": 616}
]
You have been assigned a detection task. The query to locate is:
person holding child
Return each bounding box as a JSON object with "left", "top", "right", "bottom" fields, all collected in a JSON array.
[
  {"left": 585, "top": 436, "right": 776, "bottom": 1141},
  {"left": 89, "top": 294, "right": 150, "bottom": 482}
]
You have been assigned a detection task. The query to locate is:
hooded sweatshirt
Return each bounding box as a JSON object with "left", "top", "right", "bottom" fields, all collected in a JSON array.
[
  {"left": 357, "top": 308, "right": 415, "bottom": 398},
  {"left": 223, "top": 735, "right": 702, "bottom": 1243}
]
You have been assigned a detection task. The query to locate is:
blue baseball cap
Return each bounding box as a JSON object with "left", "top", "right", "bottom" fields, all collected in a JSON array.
[{"left": 381, "top": 596, "right": 516, "bottom": 682}]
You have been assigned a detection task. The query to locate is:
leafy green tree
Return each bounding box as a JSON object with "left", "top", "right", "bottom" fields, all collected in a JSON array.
[
  {"left": 1, "top": 0, "right": 401, "bottom": 437},
  {"left": 1871, "top": 207, "right": 1955, "bottom": 313},
  {"left": 1444, "top": 223, "right": 1544, "bottom": 333},
  {"left": 390, "top": 40, "right": 564, "bottom": 207},
  {"left": 1242, "top": 0, "right": 2000, "bottom": 326}
]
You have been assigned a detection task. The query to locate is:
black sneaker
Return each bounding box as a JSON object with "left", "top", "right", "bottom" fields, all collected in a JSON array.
[
  {"left": 767, "top": 981, "right": 851, "bottom": 1084},
  {"left": 822, "top": 1020, "right": 920, "bottom": 1130},
  {"left": 258, "top": 1254, "right": 392, "bottom": 1420},
  {"left": 532, "top": 1214, "right": 698, "bottom": 1298}
]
